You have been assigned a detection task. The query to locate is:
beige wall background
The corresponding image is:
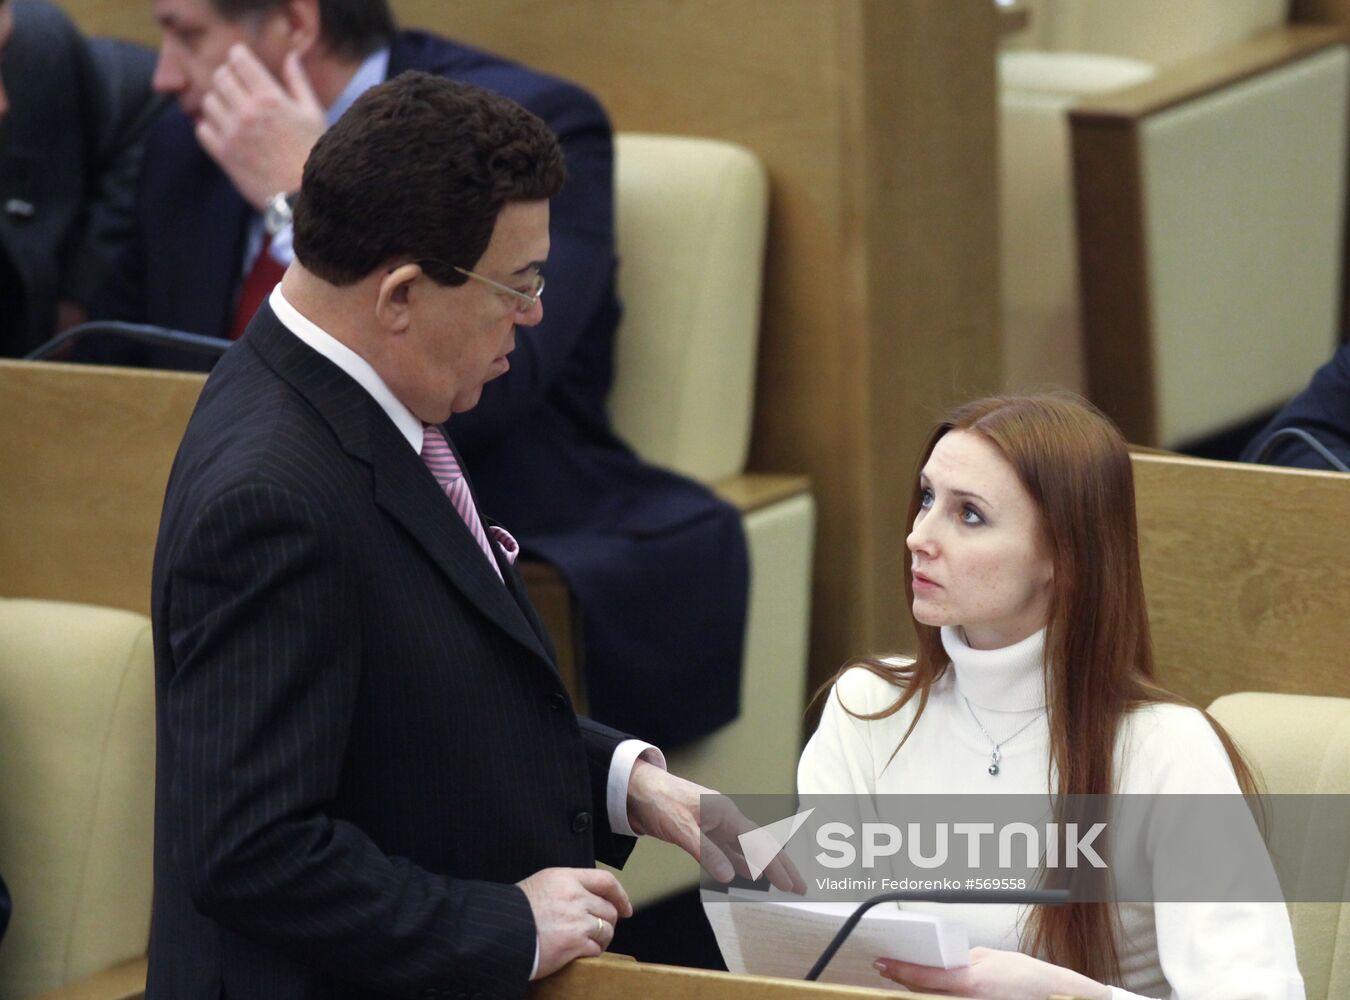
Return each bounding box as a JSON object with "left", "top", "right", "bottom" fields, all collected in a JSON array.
[{"left": 55, "top": 0, "right": 1002, "bottom": 704}]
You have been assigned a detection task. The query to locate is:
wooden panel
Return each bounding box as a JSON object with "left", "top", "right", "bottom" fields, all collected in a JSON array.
[
  {"left": 54, "top": 0, "right": 156, "bottom": 43},
  {"left": 53, "top": 0, "right": 1003, "bottom": 701},
  {"left": 529, "top": 953, "right": 938, "bottom": 1000},
  {"left": 1071, "top": 25, "right": 1348, "bottom": 122},
  {"left": 21, "top": 951, "right": 944, "bottom": 1000},
  {"left": 1070, "top": 116, "right": 1156, "bottom": 445},
  {"left": 0, "top": 361, "right": 204, "bottom": 614},
  {"left": 856, "top": 0, "right": 1002, "bottom": 680},
  {"left": 1133, "top": 453, "right": 1350, "bottom": 710}
]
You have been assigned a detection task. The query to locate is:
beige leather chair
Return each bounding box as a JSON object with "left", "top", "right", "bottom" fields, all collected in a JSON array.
[
  {"left": 1001, "top": 1, "right": 1349, "bottom": 447},
  {"left": 0, "top": 598, "right": 155, "bottom": 1000},
  {"left": 1208, "top": 693, "right": 1350, "bottom": 1000},
  {"left": 598, "top": 134, "right": 815, "bottom": 907}
]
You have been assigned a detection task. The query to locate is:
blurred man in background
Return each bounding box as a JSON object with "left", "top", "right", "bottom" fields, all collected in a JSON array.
[{"left": 0, "top": 0, "right": 160, "bottom": 356}]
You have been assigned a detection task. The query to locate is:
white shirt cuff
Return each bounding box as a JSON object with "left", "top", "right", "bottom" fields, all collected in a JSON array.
[
  {"left": 606, "top": 739, "right": 665, "bottom": 837},
  {"left": 530, "top": 939, "right": 539, "bottom": 980}
]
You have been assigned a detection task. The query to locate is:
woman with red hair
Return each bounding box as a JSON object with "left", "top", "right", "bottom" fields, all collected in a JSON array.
[{"left": 798, "top": 393, "right": 1303, "bottom": 999}]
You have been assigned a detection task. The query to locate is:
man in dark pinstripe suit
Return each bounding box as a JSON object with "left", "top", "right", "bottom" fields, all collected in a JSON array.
[{"left": 148, "top": 74, "right": 783, "bottom": 1000}]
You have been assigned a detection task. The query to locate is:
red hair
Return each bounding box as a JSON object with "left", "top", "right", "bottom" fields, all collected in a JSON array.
[{"left": 826, "top": 393, "right": 1256, "bottom": 983}]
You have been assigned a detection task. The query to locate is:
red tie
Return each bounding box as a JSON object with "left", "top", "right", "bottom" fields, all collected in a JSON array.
[{"left": 229, "top": 235, "right": 287, "bottom": 341}]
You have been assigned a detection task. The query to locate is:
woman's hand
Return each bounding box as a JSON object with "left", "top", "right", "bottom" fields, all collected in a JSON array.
[{"left": 874, "top": 946, "right": 1112, "bottom": 1000}]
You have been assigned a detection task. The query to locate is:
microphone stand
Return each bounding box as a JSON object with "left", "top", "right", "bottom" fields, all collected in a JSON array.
[{"left": 24, "top": 321, "right": 231, "bottom": 366}]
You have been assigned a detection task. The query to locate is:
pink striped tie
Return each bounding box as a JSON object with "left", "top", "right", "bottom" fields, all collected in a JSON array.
[{"left": 420, "top": 425, "right": 502, "bottom": 581}]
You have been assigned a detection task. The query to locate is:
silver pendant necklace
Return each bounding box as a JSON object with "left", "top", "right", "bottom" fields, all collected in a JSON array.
[{"left": 961, "top": 694, "right": 1044, "bottom": 776}]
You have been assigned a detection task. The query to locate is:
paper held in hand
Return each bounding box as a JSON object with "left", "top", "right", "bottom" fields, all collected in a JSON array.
[{"left": 701, "top": 889, "right": 970, "bottom": 989}]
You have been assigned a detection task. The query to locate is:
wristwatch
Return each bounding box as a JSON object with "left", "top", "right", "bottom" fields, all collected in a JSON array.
[{"left": 263, "top": 191, "right": 298, "bottom": 236}]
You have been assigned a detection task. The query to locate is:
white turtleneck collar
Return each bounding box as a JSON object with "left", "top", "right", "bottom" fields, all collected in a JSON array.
[{"left": 941, "top": 625, "right": 1047, "bottom": 713}]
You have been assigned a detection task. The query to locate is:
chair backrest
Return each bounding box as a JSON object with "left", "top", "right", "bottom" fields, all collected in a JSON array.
[
  {"left": 1009, "top": 0, "right": 1289, "bottom": 67},
  {"left": 0, "top": 360, "right": 205, "bottom": 616},
  {"left": 1208, "top": 692, "right": 1350, "bottom": 1000},
  {"left": 608, "top": 133, "right": 769, "bottom": 483},
  {"left": 1131, "top": 451, "right": 1350, "bottom": 709},
  {"left": 0, "top": 598, "right": 155, "bottom": 999},
  {"left": 1073, "top": 35, "right": 1349, "bottom": 446}
]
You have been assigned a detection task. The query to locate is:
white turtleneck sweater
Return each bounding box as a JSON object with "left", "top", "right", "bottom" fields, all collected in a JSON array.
[{"left": 797, "top": 627, "right": 1305, "bottom": 1000}]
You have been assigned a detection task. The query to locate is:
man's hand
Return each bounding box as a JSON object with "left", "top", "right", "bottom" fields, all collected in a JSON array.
[
  {"left": 196, "top": 44, "right": 327, "bottom": 210},
  {"left": 625, "top": 760, "right": 806, "bottom": 893},
  {"left": 874, "top": 946, "right": 1112, "bottom": 1000},
  {"left": 517, "top": 867, "right": 632, "bottom": 980}
]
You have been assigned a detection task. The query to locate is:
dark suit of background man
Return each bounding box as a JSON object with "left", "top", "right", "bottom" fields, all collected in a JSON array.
[
  {"left": 0, "top": 0, "right": 160, "bottom": 356},
  {"left": 150, "top": 73, "right": 792, "bottom": 1000},
  {"left": 97, "top": 0, "right": 747, "bottom": 747},
  {"left": 1241, "top": 341, "right": 1350, "bottom": 471}
]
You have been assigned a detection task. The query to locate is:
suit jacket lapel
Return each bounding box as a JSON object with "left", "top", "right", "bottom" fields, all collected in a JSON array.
[
  {"left": 369, "top": 426, "right": 553, "bottom": 667},
  {"left": 448, "top": 434, "right": 558, "bottom": 663},
  {"left": 247, "top": 307, "right": 554, "bottom": 668}
]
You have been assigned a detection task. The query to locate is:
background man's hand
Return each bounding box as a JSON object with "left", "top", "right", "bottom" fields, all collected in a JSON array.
[
  {"left": 517, "top": 867, "right": 632, "bottom": 980},
  {"left": 625, "top": 760, "right": 806, "bottom": 894},
  {"left": 196, "top": 45, "right": 327, "bottom": 210}
]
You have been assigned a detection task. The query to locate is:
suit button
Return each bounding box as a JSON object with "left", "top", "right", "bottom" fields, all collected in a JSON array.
[
  {"left": 549, "top": 692, "right": 567, "bottom": 711},
  {"left": 572, "top": 811, "right": 592, "bottom": 833}
]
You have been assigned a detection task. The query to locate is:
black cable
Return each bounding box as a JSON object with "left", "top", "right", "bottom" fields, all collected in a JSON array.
[
  {"left": 1251, "top": 427, "right": 1349, "bottom": 473},
  {"left": 803, "top": 887, "right": 1071, "bottom": 981},
  {"left": 23, "top": 321, "right": 231, "bottom": 363}
]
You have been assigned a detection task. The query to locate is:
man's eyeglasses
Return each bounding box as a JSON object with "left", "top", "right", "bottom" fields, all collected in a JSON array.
[{"left": 453, "top": 266, "right": 544, "bottom": 311}]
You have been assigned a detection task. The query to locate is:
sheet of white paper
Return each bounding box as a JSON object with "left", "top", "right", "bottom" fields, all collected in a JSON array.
[{"left": 702, "top": 891, "right": 969, "bottom": 990}]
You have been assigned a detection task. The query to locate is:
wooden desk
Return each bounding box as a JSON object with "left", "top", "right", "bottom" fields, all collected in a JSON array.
[{"left": 1132, "top": 452, "right": 1350, "bottom": 707}]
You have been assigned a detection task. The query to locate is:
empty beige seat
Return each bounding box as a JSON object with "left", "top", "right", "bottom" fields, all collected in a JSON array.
[
  {"left": 1208, "top": 693, "right": 1350, "bottom": 1000},
  {"left": 0, "top": 598, "right": 155, "bottom": 1000}
]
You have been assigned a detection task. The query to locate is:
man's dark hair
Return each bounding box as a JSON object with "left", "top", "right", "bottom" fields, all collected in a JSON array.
[
  {"left": 212, "top": 0, "right": 394, "bottom": 60},
  {"left": 293, "top": 71, "right": 566, "bottom": 287}
]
